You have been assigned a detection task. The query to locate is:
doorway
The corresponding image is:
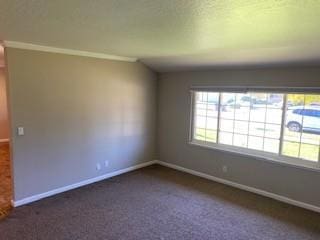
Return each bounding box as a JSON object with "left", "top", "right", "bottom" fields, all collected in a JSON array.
[{"left": 0, "top": 43, "right": 12, "bottom": 219}]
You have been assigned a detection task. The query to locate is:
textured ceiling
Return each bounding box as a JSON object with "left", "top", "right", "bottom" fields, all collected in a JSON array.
[{"left": 0, "top": 0, "right": 320, "bottom": 72}]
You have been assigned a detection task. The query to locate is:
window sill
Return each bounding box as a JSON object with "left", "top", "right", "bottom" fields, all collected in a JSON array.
[{"left": 189, "top": 140, "right": 320, "bottom": 172}]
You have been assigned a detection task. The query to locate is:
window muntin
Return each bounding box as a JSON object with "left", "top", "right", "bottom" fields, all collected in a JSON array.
[{"left": 192, "top": 91, "right": 320, "bottom": 165}]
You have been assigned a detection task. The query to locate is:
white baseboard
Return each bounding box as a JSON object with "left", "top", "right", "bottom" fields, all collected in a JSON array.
[
  {"left": 0, "top": 139, "right": 9, "bottom": 143},
  {"left": 13, "top": 160, "right": 157, "bottom": 207},
  {"left": 155, "top": 160, "right": 320, "bottom": 214},
  {"left": 12, "top": 159, "right": 320, "bottom": 213}
]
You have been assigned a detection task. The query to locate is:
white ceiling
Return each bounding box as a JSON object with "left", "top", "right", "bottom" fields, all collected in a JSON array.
[{"left": 0, "top": 0, "right": 320, "bottom": 72}]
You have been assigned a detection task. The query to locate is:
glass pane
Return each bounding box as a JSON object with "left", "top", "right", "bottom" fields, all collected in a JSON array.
[
  {"left": 287, "top": 94, "right": 305, "bottom": 107},
  {"left": 305, "top": 94, "right": 320, "bottom": 106},
  {"left": 234, "top": 121, "right": 248, "bottom": 134},
  {"left": 206, "top": 117, "right": 218, "bottom": 130},
  {"left": 235, "top": 107, "right": 250, "bottom": 121},
  {"left": 207, "top": 104, "right": 218, "bottom": 117},
  {"left": 264, "top": 124, "right": 281, "bottom": 139},
  {"left": 194, "top": 92, "right": 219, "bottom": 143},
  {"left": 207, "top": 92, "right": 219, "bottom": 104},
  {"left": 195, "top": 92, "right": 207, "bottom": 103},
  {"left": 267, "top": 94, "right": 284, "bottom": 108},
  {"left": 282, "top": 141, "right": 300, "bottom": 158},
  {"left": 195, "top": 92, "right": 202, "bottom": 102},
  {"left": 219, "top": 132, "right": 233, "bottom": 145},
  {"left": 299, "top": 144, "right": 319, "bottom": 162},
  {"left": 285, "top": 109, "right": 303, "bottom": 134},
  {"left": 248, "top": 136, "right": 263, "bottom": 151},
  {"left": 205, "top": 130, "right": 217, "bottom": 143},
  {"left": 250, "top": 107, "right": 266, "bottom": 122},
  {"left": 236, "top": 93, "right": 252, "bottom": 108},
  {"left": 196, "top": 103, "right": 206, "bottom": 116},
  {"left": 221, "top": 93, "right": 235, "bottom": 105},
  {"left": 195, "top": 116, "right": 206, "bottom": 128},
  {"left": 283, "top": 127, "right": 301, "bottom": 142},
  {"left": 220, "top": 119, "right": 234, "bottom": 132},
  {"left": 266, "top": 108, "right": 283, "bottom": 124},
  {"left": 194, "top": 128, "right": 206, "bottom": 141},
  {"left": 301, "top": 132, "right": 320, "bottom": 145},
  {"left": 264, "top": 138, "right": 279, "bottom": 153},
  {"left": 233, "top": 134, "right": 247, "bottom": 148},
  {"left": 251, "top": 93, "right": 267, "bottom": 108},
  {"left": 283, "top": 93, "right": 320, "bottom": 161},
  {"left": 249, "top": 122, "right": 264, "bottom": 137},
  {"left": 220, "top": 106, "right": 234, "bottom": 119},
  {"left": 206, "top": 92, "right": 219, "bottom": 118}
]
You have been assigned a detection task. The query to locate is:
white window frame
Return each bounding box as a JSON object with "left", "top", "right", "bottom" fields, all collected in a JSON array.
[{"left": 189, "top": 89, "right": 320, "bottom": 171}]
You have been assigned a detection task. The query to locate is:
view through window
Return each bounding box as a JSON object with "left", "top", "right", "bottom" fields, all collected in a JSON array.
[{"left": 192, "top": 91, "right": 320, "bottom": 164}]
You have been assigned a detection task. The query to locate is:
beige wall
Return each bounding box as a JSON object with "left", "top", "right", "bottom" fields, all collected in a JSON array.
[
  {"left": 158, "top": 66, "right": 320, "bottom": 208},
  {"left": 5, "top": 48, "right": 157, "bottom": 201},
  {"left": 0, "top": 68, "right": 9, "bottom": 140}
]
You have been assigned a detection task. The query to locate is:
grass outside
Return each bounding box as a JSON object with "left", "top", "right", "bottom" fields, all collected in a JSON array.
[
  {"left": 282, "top": 142, "right": 318, "bottom": 161},
  {"left": 195, "top": 128, "right": 216, "bottom": 142},
  {"left": 195, "top": 128, "right": 319, "bottom": 162}
]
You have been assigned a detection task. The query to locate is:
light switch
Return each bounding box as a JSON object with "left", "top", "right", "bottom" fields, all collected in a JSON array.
[{"left": 17, "top": 127, "right": 24, "bottom": 136}]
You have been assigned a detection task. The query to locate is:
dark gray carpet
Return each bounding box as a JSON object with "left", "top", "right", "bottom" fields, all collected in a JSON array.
[{"left": 1, "top": 165, "right": 320, "bottom": 240}]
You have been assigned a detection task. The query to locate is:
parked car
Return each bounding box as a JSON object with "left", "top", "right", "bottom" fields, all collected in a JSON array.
[
  {"left": 225, "top": 96, "right": 256, "bottom": 109},
  {"left": 286, "top": 106, "right": 320, "bottom": 133},
  {"left": 310, "top": 102, "right": 320, "bottom": 106}
]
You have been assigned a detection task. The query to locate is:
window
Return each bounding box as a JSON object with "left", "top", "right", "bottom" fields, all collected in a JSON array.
[{"left": 191, "top": 90, "right": 320, "bottom": 168}]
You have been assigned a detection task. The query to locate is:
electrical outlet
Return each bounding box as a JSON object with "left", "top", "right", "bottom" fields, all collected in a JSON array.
[
  {"left": 96, "top": 163, "right": 101, "bottom": 171},
  {"left": 222, "top": 165, "right": 228, "bottom": 173},
  {"left": 104, "top": 160, "right": 109, "bottom": 168}
]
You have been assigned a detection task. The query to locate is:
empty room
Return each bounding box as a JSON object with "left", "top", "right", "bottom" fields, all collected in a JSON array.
[{"left": 0, "top": 1, "right": 320, "bottom": 239}]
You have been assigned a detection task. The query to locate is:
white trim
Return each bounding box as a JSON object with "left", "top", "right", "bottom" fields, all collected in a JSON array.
[
  {"left": 155, "top": 160, "right": 320, "bottom": 213},
  {"left": 0, "top": 138, "right": 9, "bottom": 143},
  {"left": 3, "top": 41, "right": 137, "bottom": 62},
  {"left": 11, "top": 159, "right": 320, "bottom": 213},
  {"left": 190, "top": 85, "right": 320, "bottom": 93},
  {"left": 12, "top": 160, "right": 156, "bottom": 207}
]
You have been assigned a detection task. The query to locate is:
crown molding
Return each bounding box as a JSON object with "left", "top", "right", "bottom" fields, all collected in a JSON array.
[{"left": 3, "top": 41, "right": 137, "bottom": 62}]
